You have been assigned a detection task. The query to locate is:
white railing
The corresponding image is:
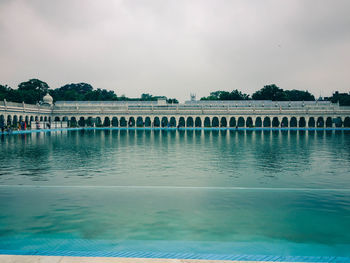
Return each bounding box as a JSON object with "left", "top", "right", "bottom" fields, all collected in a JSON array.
[{"left": 2, "top": 100, "right": 350, "bottom": 118}]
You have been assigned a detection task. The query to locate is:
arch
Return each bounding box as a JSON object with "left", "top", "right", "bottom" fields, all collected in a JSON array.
[
  {"left": 0, "top": 115, "right": 4, "bottom": 126},
  {"left": 35, "top": 116, "right": 39, "bottom": 121},
  {"left": 103, "top": 117, "right": 110, "bottom": 127},
  {"left": 186, "top": 117, "right": 194, "bottom": 127},
  {"left": 137, "top": 117, "right": 144, "bottom": 127},
  {"left": 12, "top": 115, "right": 18, "bottom": 126},
  {"left": 44, "top": 116, "right": 47, "bottom": 122},
  {"left": 281, "top": 117, "right": 289, "bottom": 128},
  {"left": 255, "top": 117, "right": 262, "bottom": 127},
  {"left": 317, "top": 117, "right": 324, "bottom": 128},
  {"left": 153, "top": 117, "right": 160, "bottom": 127},
  {"left": 344, "top": 117, "right": 350, "bottom": 127},
  {"left": 290, "top": 117, "right": 297, "bottom": 127},
  {"left": 229, "top": 117, "right": 236, "bottom": 127},
  {"left": 334, "top": 117, "right": 342, "bottom": 128},
  {"left": 204, "top": 117, "right": 211, "bottom": 127},
  {"left": 112, "top": 117, "right": 118, "bottom": 127},
  {"left": 246, "top": 117, "right": 253, "bottom": 127},
  {"left": 86, "top": 117, "right": 93, "bottom": 127},
  {"left": 238, "top": 117, "right": 245, "bottom": 127},
  {"left": 95, "top": 117, "right": 102, "bottom": 127},
  {"left": 299, "top": 117, "right": 306, "bottom": 128},
  {"left": 7, "top": 115, "right": 12, "bottom": 126},
  {"left": 54, "top": 116, "right": 60, "bottom": 121},
  {"left": 70, "top": 117, "right": 77, "bottom": 127},
  {"left": 145, "top": 117, "right": 151, "bottom": 127},
  {"left": 220, "top": 117, "right": 227, "bottom": 127},
  {"left": 19, "top": 116, "right": 23, "bottom": 122},
  {"left": 272, "top": 117, "right": 280, "bottom": 127},
  {"left": 30, "top": 116, "right": 34, "bottom": 123},
  {"left": 212, "top": 117, "right": 219, "bottom": 127},
  {"left": 25, "top": 116, "right": 29, "bottom": 125},
  {"left": 120, "top": 117, "right": 127, "bottom": 127},
  {"left": 78, "top": 117, "right": 85, "bottom": 127},
  {"left": 161, "top": 117, "right": 168, "bottom": 127},
  {"left": 48, "top": 117, "right": 51, "bottom": 122},
  {"left": 263, "top": 117, "right": 271, "bottom": 127},
  {"left": 179, "top": 117, "right": 185, "bottom": 127},
  {"left": 169, "top": 117, "right": 176, "bottom": 127},
  {"left": 128, "top": 117, "right": 135, "bottom": 127},
  {"left": 40, "top": 116, "right": 43, "bottom": 121},
  {"left": 308, "top": 117, "right": 315, "bottom": 128},
  {"left": 326, "top": 117, "right": 333, "bottom": 127},
  {"left": 194, "top": 117, "right": 202, "bottom": 127}
]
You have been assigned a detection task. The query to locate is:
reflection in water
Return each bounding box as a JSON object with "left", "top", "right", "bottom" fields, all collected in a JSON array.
[
  {"left": 0, "top": 130, "right": 350, "bottom": 189},
  {"left": 0, "top": 130, "right": 350, "bottom": 256}
]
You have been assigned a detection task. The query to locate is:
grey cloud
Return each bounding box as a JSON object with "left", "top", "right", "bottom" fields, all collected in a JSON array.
[{"left": 0, "top": 0, "right": 349, "bottom": 101}]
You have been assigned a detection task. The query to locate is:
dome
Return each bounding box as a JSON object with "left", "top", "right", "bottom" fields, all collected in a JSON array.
[{"left": 43, "top": 93, "right": 53, "bottom": 105}]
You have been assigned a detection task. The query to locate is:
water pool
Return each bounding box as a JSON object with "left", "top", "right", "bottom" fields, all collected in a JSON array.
[{"left": 1, "top": 130, "right": 350, "bottom": 261}]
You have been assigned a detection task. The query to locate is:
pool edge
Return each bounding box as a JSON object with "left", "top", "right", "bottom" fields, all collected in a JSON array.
[
  {"left": 1, "top": 126, "right": 350, "bottom": 136},
  {"left": 0, "top": 250, "right": 349, "bottom": 262}
]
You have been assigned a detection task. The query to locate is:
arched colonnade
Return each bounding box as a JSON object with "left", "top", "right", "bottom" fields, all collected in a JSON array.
[
  {"left": 0, "top": 114, "right": 50, "bottom": 127},
  {"left": 51, "top": 115, "right": 350, "bottom": 128}
]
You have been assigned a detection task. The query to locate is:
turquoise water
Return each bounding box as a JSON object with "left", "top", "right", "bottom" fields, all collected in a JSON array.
[{"left": 1, "top": 130, "right": 350, "bottom": 259}]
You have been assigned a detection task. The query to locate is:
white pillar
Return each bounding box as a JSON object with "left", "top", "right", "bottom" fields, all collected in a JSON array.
[
  {"left": 251, "top": 116, "right": 257, "bottom": 127},
  {"left": 175, "top": 116, "right": 180, "bottom": 127},
  {"left": 200, "top": 116, "right": 204, "bottom": 127}
]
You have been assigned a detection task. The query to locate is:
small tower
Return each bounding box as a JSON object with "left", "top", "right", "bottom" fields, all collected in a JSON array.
[{"left": 190, "top": 93, "right": 196, "bottom": 102}]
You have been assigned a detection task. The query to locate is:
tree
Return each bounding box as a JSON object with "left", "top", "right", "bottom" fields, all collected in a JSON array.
[
  {"left": 0, "top": 84, "right": 24, "bottom": 103},
  {"left": 167, "top": 98, "right": 179, "bottom": 104},
  {"left": 51, "top": 83, "right": 93, "bottom": 101},
  {"left": 51, "top": 83, "right": 118, "bottom": 101},
  {"left": 140, "top": 93, "right": 156, "bottom": 101},
  {"left": 200, "top": 89, "right": 250, "bottom": 100},
  {"left": 229, "top": 89, "right": 250, "bottom": 100},
  {"left": 284, "top": 90, "right": 315, "bottom": 101},
  {"left": 0, "top": 85, "right": 10, "bottom": 101},
  {"left": 18, "top": 79, "right": 50, "bottom": 103},
  {"left": 1, "top": 80, "right": 177, "bottom": 104},
  {"left": 252, "top": 85, "right": 316, "bottom": 101},
  {"left": 252, "top": 84, "right": 288, "bottom": 101},
  {"left": 329, "top": 91, "right": 350, "bottom": 106}
]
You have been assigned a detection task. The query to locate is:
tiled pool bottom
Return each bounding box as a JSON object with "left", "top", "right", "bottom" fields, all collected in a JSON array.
[
  {"left": 2, "top": 256, "right": 345, "bottom": 263},
  {"left": 1, "top": 237, "right": 350, "bottom": 263}
]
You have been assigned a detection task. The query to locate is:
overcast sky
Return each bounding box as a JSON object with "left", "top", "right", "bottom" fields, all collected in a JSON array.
[{"left": 0, "top": 0, "right": 349, "bottom": 101}]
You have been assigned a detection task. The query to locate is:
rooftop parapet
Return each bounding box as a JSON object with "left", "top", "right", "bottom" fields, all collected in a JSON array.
[
  {"left": 185, "top": 100, "right": 335, "bottom": 108},
  {"left": 55, "top": 98, "right": 168, "bottom": 106},
  {"left": 53, "top": 100, "right": 337, "bottom": 110}
]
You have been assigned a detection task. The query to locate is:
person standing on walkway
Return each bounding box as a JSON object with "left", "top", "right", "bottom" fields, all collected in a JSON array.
[{"left": 20, "top": 121, "right": 25, "bottom": 130}]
